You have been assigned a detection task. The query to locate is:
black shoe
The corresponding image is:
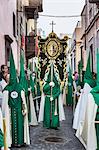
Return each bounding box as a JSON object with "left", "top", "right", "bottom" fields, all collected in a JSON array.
[
  {"left": 11, "top": 144, "right": 23, "bottom": 148},
  {"left": 51, "top": 127, "right": 59, "bottom": 130}
]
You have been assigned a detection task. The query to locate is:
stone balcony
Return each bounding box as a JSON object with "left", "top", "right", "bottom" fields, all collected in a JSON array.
[
  {"left": 29, "top": 0, "right": 43, "bottom": 12},
  {"left": 24, "top": 0, "right": 43, "bottom": 19}
]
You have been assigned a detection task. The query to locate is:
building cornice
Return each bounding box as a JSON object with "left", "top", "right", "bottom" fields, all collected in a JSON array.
[
  {"left": 81, "top": 12, "right": 99, "bottom": 39},
  {"left": 85, "top": 12, "right": 99, "bottom": 34}
]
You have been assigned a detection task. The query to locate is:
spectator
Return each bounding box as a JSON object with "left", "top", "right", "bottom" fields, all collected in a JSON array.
[
  {"left": 0, "top": 65, "right": 9, "bottom": 83},
  {"left": 0, "top": 65, "right": 9, "bottom": 106}
]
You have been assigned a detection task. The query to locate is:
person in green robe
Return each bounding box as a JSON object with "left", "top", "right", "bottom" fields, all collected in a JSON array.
[
  {"left": 32, "top": 71, "right": 41, "bottom": 118},
  {"left": 28, "top": 71, "right": 38, "bottom": 126},
  {"left": 38, "top": 63, "right": 65, "bottom": 129},
  {"left": 19, "top": 52, "right": 30, "bottom": 122},
  {"left": 74, "top": 50, "right": 99, "bottom": 150},
  {"left": 89, "top": 50, "right": 99, "bottom": 149},
  {"left": 62, "top": 73, "right": 68, "bottom": 106},
  {"left": 73, "top": 53, "right": 96, "bottom": 130},
  {"left": 2, "top": 49, "right": 30, "bottom": 148},
  {"left": 66, "top": 67, "right": 73, "bottom": 106}
]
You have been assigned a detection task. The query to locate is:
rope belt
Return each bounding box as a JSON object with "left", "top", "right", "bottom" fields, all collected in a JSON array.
[
  {"left": 33, "top": 96, "right": 41, "bottom": 100},
  {"left": 45, "top": 95, "right": 51, "bottom": 98}
]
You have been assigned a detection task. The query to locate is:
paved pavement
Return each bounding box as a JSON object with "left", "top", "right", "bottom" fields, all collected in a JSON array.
[{"left": 11, "top": 107, "right": 85, "bottom": 150}]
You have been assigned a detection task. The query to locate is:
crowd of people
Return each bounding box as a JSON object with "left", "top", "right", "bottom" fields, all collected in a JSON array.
[
  {"left": 0, "top": 50, "right": 99, "bottom": 150},
  {"left": 0, "top": 51, "right": 66, "bottom": 149},
  {"left": 72, "top": 54, "right": 99, "bottom": 150},
  {"left": 62, "top": 53, "right": 99, "bottom": 150},
  {"left": 0, "top": 50, "right": 42, "bottom": 149}
]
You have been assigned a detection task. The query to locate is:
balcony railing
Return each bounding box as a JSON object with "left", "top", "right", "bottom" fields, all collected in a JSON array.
[{"left": 25, "top": 36, "right": 35, "bottom": 59}]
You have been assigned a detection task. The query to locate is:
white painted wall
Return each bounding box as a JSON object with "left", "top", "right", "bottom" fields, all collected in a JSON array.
[{"left": 0, "top": 0, "right": 17, "bottom": 68}]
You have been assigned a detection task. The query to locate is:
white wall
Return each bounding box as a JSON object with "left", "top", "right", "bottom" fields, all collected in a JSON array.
[{"left": 0, "top": 0, "right": 17, "bottom": 68}]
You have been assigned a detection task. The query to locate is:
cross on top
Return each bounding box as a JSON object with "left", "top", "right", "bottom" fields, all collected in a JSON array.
[{"left": 50, "top": 21, "right": 56, "bottom": 32}]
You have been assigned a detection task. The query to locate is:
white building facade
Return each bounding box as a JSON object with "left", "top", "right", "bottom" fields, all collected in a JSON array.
[
  {"left": 0, "top": 0, "right": 17, "bottom": 67},
  {"left": 70, "top": 21, "right": 82, "bottom": 74},
  {"left": 0, "top": 0, "right": 43, "bottom": 70},
  {"left": 81, "top": 0, "right": 99, "bottom": 73}
]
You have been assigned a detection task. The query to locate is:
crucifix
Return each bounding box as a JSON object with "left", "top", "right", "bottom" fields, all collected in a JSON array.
[{"left": 50, "top": 21, "right": 56, "bottom": 32}]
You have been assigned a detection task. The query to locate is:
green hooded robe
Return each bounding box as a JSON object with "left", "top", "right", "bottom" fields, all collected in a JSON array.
[
  {"left": 4, "top": 49, "right": 24, "bottom": 146},
  {"left": 43, "top": 65, "right": 60, "bottom": 128},
  {"left": 90, "top": 49, "right": 99, "bottom": 149},
  {"left": 66, "top": 67, "right": 73, "bottom": 105}
]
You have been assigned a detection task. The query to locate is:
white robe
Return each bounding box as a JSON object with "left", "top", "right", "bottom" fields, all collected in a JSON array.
[
  {"left": 72, "top": 80, "right": 77, "bottom": 114},
  {"left": 63, "top": 78, "right": 68, "bottom": 106},
  {"left": 73, "top": 83, "right": 92, "bottom": 130},
  {"left": 0, "top": 108, "right": 8, "bottom": 150},
  {"left": 0, "top": 79, "right": 7, "bottom": 106},
  {"left": 29, "top": 91, "right": 38, "bottom": 126},
  {"left": 38, "top": 92, "right": 65, "bottom": 122},
  {"left": 0, "top": 79, "right": 7, "bottom": 90},
  {"left": 2, "top": 90, "right": 30, "bottom": 147},
  {"left": 0, "top": 108, "right": 3, "bottom": 132},
  {"left": 62, "top": 81, "right": 67, "bottom": 106},
  {"left": 76, "top": 93, "right": 97, "bottom": 150}
]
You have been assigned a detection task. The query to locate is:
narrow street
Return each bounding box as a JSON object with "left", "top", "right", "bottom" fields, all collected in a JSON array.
[
  {"left": 12, "top": 107, "right": 85, "bottom": 150},
  {"left": 0, "top": 1, "right": 99, "bottom": 150}
]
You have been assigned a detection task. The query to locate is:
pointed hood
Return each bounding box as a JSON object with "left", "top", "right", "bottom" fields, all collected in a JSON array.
[
  {"left": 68, "top": 66, "right": 73, "bottom": 86},
  {"left": 90, "top": 48, "right": 99, "bottom": 105},
  {"left": 28, "top": 63, "right": 34, "bottom": 92},
  {"left": 30, "top": 74, "right": 35, "bottom": 92},
  {"left": 9, "top": 49, "right": 17, "bottom": 85},
  {"left": 67, "top": 66, "right": 73, "bottom": 105},
  {"left": 69, "top": 66, "right": 72, "bottom": 77},
  {"left": 20, "top": 51, "right": 25, "bottom": 80},
  {"left": 84, "top": 54, "right": 96, "bottom": 88},
  {"left": 78, "top": 59, "right": 83, "bottom": 86},
  {"left": 19, "top": 51, "right": 28, "bottom": 95},
  {"left": 28, "top": 63, "right": 31, "bottom": 71},
  {"left": 44, "top": 64, "right": 59, "bottom": 86}
]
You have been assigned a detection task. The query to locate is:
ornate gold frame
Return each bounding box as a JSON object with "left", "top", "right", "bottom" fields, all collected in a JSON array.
[{"left": 44, "top": 38, "right": 61, "bottom": 60}]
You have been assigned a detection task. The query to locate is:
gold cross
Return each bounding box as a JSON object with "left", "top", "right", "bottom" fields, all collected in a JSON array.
[{"left": 50, "top": 21, "right": 56, "bottom": 32}]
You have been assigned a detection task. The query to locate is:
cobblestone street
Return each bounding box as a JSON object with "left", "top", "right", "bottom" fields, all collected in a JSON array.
[{"left": 11, "top": 107, "right": 85, "bottom": 150}]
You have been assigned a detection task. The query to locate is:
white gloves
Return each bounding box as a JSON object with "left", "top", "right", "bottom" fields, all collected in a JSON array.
[
  {"left": 80, "top": 89, "right": 83, "bottom": 93},
  {"left": 22, "top": 109, "right": 27, "bottom": 116},
  {"left": 50, "top": 96, "right": 53, "bottom": 101},
  {"left": 49, "top": 82, "right": 55, "bottom": 87},
  {"left": 28, "top": 87, "right": 31, "bottom": 91},
  {"left": 76, "top": 92, "right": 80, "bottom": 97}
]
